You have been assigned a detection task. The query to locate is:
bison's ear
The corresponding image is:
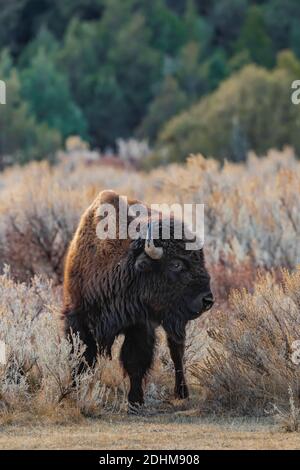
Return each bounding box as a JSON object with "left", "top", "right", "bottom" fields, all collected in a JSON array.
[
  {"left": 134, "top": 252, "right": 153, "bottom": 273},
  {"left": 99, "top": 190, "right": 120, "bottom": 207},
  {"left": 98, "top": 190, "right": 144, "bottom": 223}
]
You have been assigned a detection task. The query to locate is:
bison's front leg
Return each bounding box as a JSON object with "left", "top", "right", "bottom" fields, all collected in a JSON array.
[
  {"left": 167, "top": 335, "right": 189, "bottom": 399},
  {"left": 120, "top": 323, "right": 155, "bottom": 408},
  {"left": 64, "top": 308, "right": 98, "bottom": 372}
]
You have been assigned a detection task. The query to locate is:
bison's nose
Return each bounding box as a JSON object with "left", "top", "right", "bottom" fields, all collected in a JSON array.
[
  {"left": 202, "top": 292, "right": 214, "bottom": 311},
  {"left": 189, "top": 291, "right": 214, "bottom": 316}
]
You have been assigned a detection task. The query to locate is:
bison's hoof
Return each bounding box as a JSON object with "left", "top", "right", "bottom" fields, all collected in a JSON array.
[{"left": 175, "top": 383, "right": 189, "bottom": 400}]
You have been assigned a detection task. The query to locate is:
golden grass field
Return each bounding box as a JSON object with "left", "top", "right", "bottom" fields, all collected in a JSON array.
[
  {"left": 1, "top": 415, "right": 300, "bottom": 450},
  {"left": 1, "top": 386, "right": 300, "bottom": 450}
]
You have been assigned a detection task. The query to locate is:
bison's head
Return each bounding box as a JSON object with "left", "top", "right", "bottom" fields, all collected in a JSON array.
[
  {"left": 121, "top": 215, "right": 214, "bottom": 340},
  {"left": 87, "top": 190, "right": 214, "bottom": 343}
]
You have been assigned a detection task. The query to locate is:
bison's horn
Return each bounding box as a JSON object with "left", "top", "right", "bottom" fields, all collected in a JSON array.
[{"left": 145, "top": 221, "right": 163, "bottom": 260}]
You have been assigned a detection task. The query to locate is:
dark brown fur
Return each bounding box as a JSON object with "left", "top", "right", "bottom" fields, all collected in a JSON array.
[{"left": 63, "top": 190, "right": 213, "bottom": 407}]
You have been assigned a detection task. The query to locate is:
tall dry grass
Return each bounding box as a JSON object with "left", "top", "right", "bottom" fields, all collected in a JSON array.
[
  {"left": 0, "top": 268, "right": 128, "bottom": 421},
  {"left": 189, "top": 268, "right": 300, "bottom": 417},
  {"left": 0, "top": 148, "right": 299, "bottom": 421}
]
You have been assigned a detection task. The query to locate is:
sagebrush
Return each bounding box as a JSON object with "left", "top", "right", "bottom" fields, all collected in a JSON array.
[{"left": 0, "top": 149, "right": 299, "bottom": 420}]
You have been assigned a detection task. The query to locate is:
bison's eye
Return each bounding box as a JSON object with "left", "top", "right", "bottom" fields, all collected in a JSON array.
[
  {"left": 135, "top": 253, "right": 152, "bottom": 273},
  {"left": 168, "top": 259, "right": 185, "bottom": 273}
]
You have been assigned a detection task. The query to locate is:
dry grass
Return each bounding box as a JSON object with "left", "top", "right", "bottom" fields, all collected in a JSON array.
[
  {"left": 0, "top": 148, "right": 300, "bottom": 439},
  {"left": 0, "top": 270, "right": 129, "bottom": 418},
  {"left": 1, "top": 262, "right": 300, "bottom": 427},
  {"left": 1, "top": 415, "right": 300, "bottom": 450},
  {"left": 191, "top": 268, "right": 300, "bottom": 417},
  {"left": 0, "top": 382, "right": 299, "bottom": 449}
]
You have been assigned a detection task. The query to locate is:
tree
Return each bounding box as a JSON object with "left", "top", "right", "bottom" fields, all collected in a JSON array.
[
  {"left": 108, "top": 13, "right": 162, "bottom": 136},
  {"left": 184, "top": 0, "right": 212, "bottom": 46},
  {"left": 264, "top": 0, "right": 300, "bottom": 54},
  {"left": 58, "top": 18, "right": 113, "bottom": 146},
  {"left": 235, "top": 5, "right": 274, "bottom": 67},
  {"left": 199, "top": 47, "right": 229, "bottom": 91},
  {"left": 1, "top": 0, "right": 298, "bottom": 159},
  {"left": 59, "top": 7, "right": 162, "bottom": 148},
  {"left": 0, "top": 0, "right": 105, "bottom": 54},
  {"left": 158, "top": 64, "right": 300, "bottom": 163},
  {"left": 175, "top": 42, "right": 207, "bottom": 102},
  {"left": 83, "top": 70, "right": 128, "bottom": 148},
  {"left": 0, "top": 0, "right": 28, "bottom": 53},
  {"left": 211, "top": 0, "right": 249, "bottom": 50},
  {"left": 276, "top": 49, "right": 300, "bottom": 77},
  {"left": 0, "top": 50, "right": 61, "bottom": 167},
  {"left": 18, "top": 27, "right": 59, "bottom": 67},
  {"left": 290, "top": 20, "right": 300, "bottom": 59},
  {"left": 143, "top": 0, "right": 187, "bottom": 55},
  {"left": 21, "top": 46, "right": 87, "bottom": 139},
  {"left": 137, "top": 76, "right": 187, "bottom": 142}
]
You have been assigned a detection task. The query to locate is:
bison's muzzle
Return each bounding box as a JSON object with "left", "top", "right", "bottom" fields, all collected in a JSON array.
[{"left": 187, "top": 290, "right": 214, "bottom": 319}]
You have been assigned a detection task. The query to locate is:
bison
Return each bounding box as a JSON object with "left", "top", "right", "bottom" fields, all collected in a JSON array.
[{"left": 62, "top": 190, "right": 213, "bottom": 409}]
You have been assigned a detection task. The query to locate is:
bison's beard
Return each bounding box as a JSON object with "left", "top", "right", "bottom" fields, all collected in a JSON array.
[{"left": 162, "top": 308, "right": 188, "bottom": 343}]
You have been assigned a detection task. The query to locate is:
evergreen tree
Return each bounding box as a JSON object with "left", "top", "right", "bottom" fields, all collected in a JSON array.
[
  {"left": 0, "top": 50, "right": 61, "bottom": 166},
  {"left": 21, "top": 47, "right": 87, "bottom": 139},
  {"left": 137, "top": 76, "right": 187, "bottom": 142},
  {"left": 159, "top": 64, "right": 300, "bottom": 163},
  {"left": 235, "top": 5, "right": 274, "bottom": 67}
]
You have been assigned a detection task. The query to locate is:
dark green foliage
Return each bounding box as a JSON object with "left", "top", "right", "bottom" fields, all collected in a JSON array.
[
  {"left": 235, "top": 5, "right": 274, "bottom": 67},
  {"left": 137, "top": 76, "right": 188, "bottom": 142},
  {"left": 158, "top": 59, "right": 300, "bottom": 164},
  {"left": 211, "top": 0, "right": 249, "bottom": 50},
  {"left": 21, "top": 47, "right": 87, "bottom": 139},
  {"left": 0, "top": 0, "right": 300, "bottom": 165},
  {"left": 0, "top": 50, "right": 61, "bottom": 167},
  {"left": 264, "top": 0, "right": 300, "bottom": 54}
]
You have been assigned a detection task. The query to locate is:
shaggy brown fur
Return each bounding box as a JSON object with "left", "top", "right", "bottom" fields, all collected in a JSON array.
[{"left": 62, "top": 190, "right": 213, "bottom": 408}]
